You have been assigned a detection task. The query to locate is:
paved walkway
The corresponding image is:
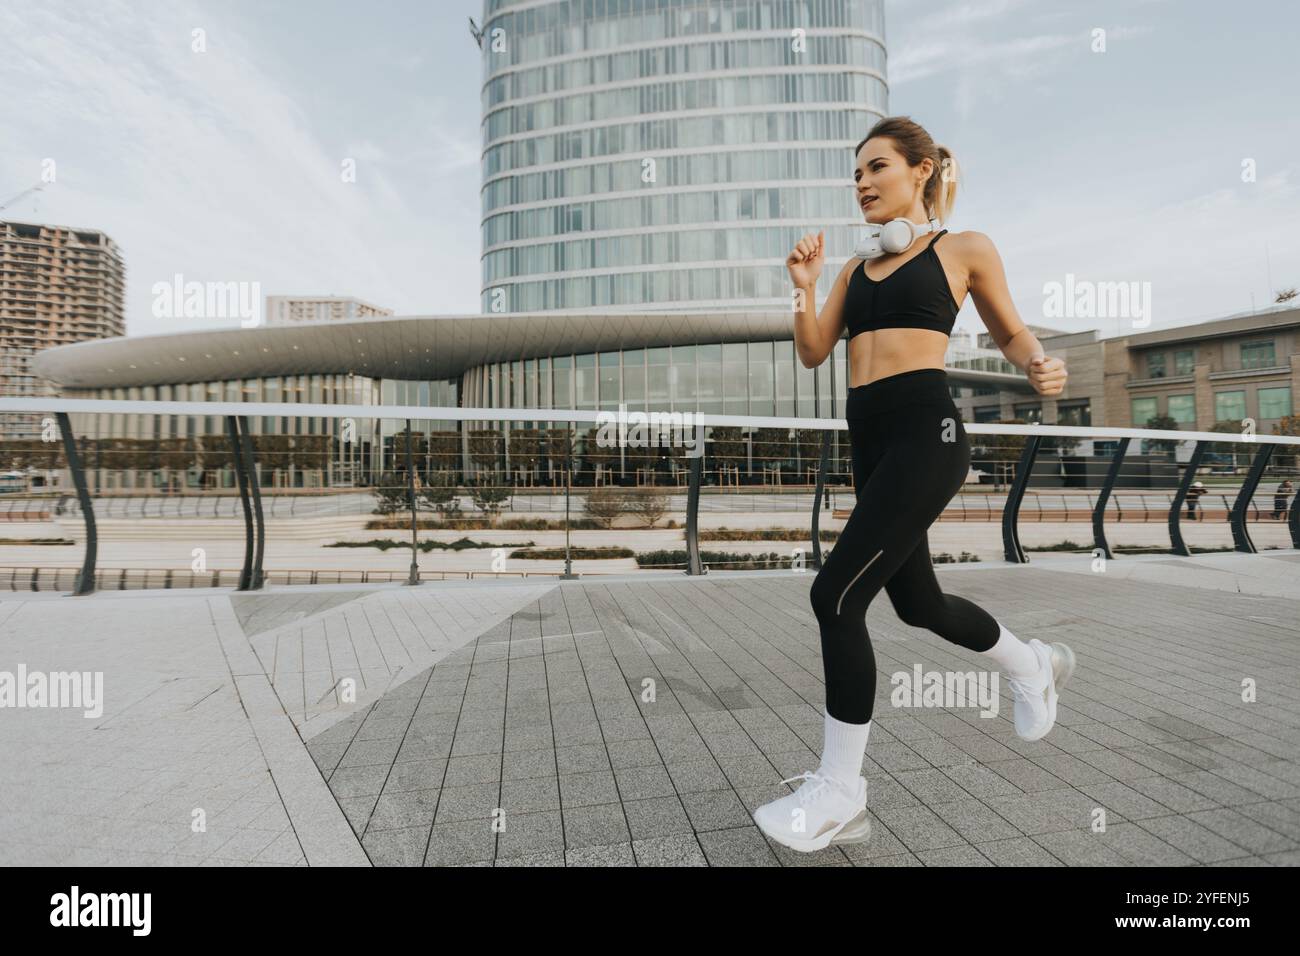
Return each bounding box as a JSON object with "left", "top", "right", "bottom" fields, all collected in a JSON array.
[
  {"left": 2, "top": 550, "right": 1298, "bottom": 865},
  {"left": 0, "top": 581, "right": 548, "bottom": 865}
]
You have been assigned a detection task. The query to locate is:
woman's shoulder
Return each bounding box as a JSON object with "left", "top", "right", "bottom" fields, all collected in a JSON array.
[
  {"left": 935, "top": 229, "right": 999, "bottom": 271},
  {"left": 938, "top": 229, "right": 995, "bottom": 252}
]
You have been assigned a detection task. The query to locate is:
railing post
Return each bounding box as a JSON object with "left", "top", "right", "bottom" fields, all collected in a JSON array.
[
  {"left": 1091, "top": 436, "right": 1129, "bottom": 560},
  {"left": 561, "top": 426, "right": 578, "bottom": 580},
  {"left": 1001, "top": 433, "right": 1041, "bottom": 563},
  {"left": 55, "top": 412, "right": 96, "bottom": 595},
  {"left": 1169, "top": 440, "right": 1207, "bottom": 556},
  {"left": 684, "top": 426, "right": 706, "bottom": 576},
  {"left": 237, "top": 417, "right": 266, "bottom": 589},
  {"left": 810, "top": 430, "right": 831, "bottom": 569},
  {"left": 228, "top": 416, "right": 255, "bottom": 590},
  {"left": 1291, "top": 472, "right": 1300, "bottom": 549},
  {"left": 404, "top": 419, "right": 420, "bottom": 586},
  {"left": 1230, "top": 443, "right": 1274, "bottom": 554}
]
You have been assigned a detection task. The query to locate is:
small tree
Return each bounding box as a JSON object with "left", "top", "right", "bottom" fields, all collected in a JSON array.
[
  {"left": 710, "top": 425, "right": 746, "bottom": 486},
  {"left": 793, "top": 428, "right": 822, "bottom": 483},
  {"left": 584, "top": 485, "right": 627, "bottom": 529},
  {"left": 752, "top": 427, "right": 793, "bottom": 485},
  {"left": 1139, "top": 414, "right": 1181, "bottom": 460},
  {"left": 198, "top": 434, "right": 234, "bottom": 488},
  {"left": 390, "top": 429, "right": 428, "bottom": 480},
  {"left": 420, "top": 470, "right": 461, "bottom": 519},
  {"left": 626, "top": 486, "right": 668, "bottom": 528},
  {"left": 625, "top": 438, "right": 661, "bottom": 486},
  {"left": 250, "top": 434, "right": 290, "bottom": 487},
  {"left": 427, "top": 430, "right": 462, "bottom": 481},
  {"left": 544, "top": 427, "right": 578, "bottom": 486},
  {"left": 1272, "top": 415, "right": 1300, "bottom": 471},
  {"left": 470, "top": 476, "right": 509, "bottom": 525},
  {"left": 582, "top": 425, "right": 619, "bottom": 485},
  {"left": 508, "top": 427, "right": 545, "bottom": 487},
  {"left": 468, "top": 429, "right": 503, "bottom": 481},
  {"left": 372, "top": 470, "right": 409, "bottom": 515}
]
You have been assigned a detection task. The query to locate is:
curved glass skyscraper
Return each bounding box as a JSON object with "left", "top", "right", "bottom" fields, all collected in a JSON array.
[{"left": 479, "top": 0, "right": 888, "bottom": 313}]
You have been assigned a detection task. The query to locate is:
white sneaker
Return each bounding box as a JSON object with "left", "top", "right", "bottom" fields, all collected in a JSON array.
[
  {"left": 1007, "top": 638, "right": 1076, "bottom": 741},
  {"left": 831, "top": 778, "right": 872, "bottom": 845},
  {"left": 752, "top": 770, "right": 867, "bottom": 852}
]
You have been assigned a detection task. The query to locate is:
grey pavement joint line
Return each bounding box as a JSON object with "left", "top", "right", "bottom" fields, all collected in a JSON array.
[
  {"left": 558, "top": 585, "right": 641, "bottom": 861},
  {"left": 600, "top": 582, "right": 776, "bottom": 863},
  {"left": 359, "top": 666, "right": 438, "bottom": 850},
  {"left": 208, "top": 596, "right": 370, "bottom": 866},
  {"left": 580, "top": 580, "right": 836, "bottom": 865},
  {"left": 420, "top": 637, "right": 477, "bottom": 866}
]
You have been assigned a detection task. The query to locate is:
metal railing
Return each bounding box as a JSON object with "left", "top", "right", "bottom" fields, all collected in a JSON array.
[{"left": 1, "top": 396, "right": 1297, "bottom": 594}]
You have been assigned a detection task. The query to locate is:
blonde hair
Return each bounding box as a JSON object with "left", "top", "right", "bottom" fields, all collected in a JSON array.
[{"left": 856, "top": 116, "right": 959, "bottom": 224}]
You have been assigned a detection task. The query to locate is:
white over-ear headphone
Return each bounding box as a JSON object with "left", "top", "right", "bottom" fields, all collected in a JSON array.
[{"left": 853, "top": 217, "right": 940, "bottom": 259}]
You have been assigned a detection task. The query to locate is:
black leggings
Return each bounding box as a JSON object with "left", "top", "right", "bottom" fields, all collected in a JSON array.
[{"left": 809, "top": 368, "right": 1000, "bottom": 724}]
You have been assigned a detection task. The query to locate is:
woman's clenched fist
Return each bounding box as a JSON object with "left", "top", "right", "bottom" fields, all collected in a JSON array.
[{"left": 787, "top": 230, "right": 825, "bottom": 288}]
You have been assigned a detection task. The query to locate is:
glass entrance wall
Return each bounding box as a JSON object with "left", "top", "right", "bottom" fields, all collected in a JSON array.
[{"left": 464, "top": 337, "right": 845, "bottom": 419}]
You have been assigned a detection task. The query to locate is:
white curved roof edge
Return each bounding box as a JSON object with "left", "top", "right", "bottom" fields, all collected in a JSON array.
[{"left": 31, "top": 310, "right": 800, "bottom": 389}]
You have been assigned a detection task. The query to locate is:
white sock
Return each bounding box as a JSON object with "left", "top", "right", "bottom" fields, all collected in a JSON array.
[
  {"left": 818, "top": 711, "right": 870, "bottom": 787},
  {"left": 983, "top": 621, "right": 1041, "bottom": 682}
]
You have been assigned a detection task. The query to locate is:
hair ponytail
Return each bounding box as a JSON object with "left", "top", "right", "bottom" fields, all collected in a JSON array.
[
  {"left": 856, "top": 116, "right": 959, "bottom": 224},
  {"left": 931, "top": 144, "right": 959, "bottom": 223}
]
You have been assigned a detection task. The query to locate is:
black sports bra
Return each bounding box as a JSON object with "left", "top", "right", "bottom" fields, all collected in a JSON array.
[{"left": 843, "top": 229, "right": 960, "bottom": 338}]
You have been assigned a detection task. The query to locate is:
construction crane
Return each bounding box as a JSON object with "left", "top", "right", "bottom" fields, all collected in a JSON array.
[{"left": 0, "top": 183, "right": 45, "bottom": 213}]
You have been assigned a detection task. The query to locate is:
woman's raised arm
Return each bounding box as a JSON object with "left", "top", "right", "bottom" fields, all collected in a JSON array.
[{"left": 788, "top": 229, "right": 852, "bottom": 369}]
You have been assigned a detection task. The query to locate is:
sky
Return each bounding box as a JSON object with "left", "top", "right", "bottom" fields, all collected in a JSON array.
[{"left": 1, "top": 0, "right": 1297, "bottom": 343}]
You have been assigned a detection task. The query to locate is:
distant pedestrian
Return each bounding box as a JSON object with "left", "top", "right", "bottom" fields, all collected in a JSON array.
[
  {"left": 1274, "top": 479, "right": 1293, "bottom": 521},
  {"left": 1186, "top": 480, "right": 1206, "bottom": 521}
]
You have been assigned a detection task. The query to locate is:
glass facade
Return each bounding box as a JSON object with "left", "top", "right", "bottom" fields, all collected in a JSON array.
[
  {"left": 1240, "top": 340, "right": 1276, "bottom": 369},
  {"left": 1131, "top": 396, "right": 1157, "bottom": 426},
  {"left": 1259, "top": 385, "right": 1292, "bottom": 420},
  {"left": 1167, "top": 393, "right": 1195, "bottom": 426},
  {"left": 463, "top": 337, "right": 852, "bottom": 420},
  {"left": 1214, "top": 390, "right": 1246, "bottom": 422},
  {"left": 64, "top": 375, "right": 460, "bottom": 489},
  {"left": 479, "top": 0, "right": 889, "bottom": 313}
]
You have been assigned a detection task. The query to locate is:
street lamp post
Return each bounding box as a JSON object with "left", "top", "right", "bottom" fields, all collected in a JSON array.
[{"left": 561, "top": 428, "right": 578, "bottom": 579}]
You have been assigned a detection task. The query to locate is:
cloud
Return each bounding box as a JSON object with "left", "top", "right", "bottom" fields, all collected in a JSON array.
[{"left": 0, "top": 0, "right": 480, "bottom": 335}]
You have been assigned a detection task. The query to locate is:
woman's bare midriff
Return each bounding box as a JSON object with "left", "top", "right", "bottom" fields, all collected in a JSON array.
[{"left": 847, "top": 328, "right": 950, "bottom": 388}]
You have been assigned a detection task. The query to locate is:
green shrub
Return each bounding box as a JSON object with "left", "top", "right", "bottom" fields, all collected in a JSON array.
[
  {"left": 328, "top": 537, "right": 534, "bottom": 552},
  {"left": 508, "top": 546, "right": 634, "bottom": 560},
  {"left": 635, "top": 549, "right": 792, "bottom": 570},
  {"left": 699, "top": 527, "right": 838, "bottom": 542},
  {"left": 365, "top": 516, "right": 607, "bottom": 531}
]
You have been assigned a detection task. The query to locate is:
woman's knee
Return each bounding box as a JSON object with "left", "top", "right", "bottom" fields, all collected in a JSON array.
[
  {"left": 809, "top": 567, "right": 838, "bottom": 621},
  {"left": 891, "top": 595, "right": 932, "bottom": 629},
  {"left": 889, "top": 590, "right": 941, "bottom": 629}
]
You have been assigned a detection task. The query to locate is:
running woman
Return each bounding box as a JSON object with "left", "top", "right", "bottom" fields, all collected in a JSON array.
[{"left": 752, "top": 116, "right": 1077, "bottom": 853}]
